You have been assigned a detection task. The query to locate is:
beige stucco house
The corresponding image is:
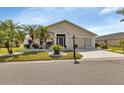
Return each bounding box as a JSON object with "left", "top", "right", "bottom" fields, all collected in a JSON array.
[
  {"left": 34, "top": 20, "right": 97, "bottom": 49},
  {"left": 96, "top": 32, "right": 124, "bottom": 47}
]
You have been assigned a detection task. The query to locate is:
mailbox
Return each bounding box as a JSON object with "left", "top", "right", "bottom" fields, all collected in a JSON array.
[{"left": 74, "top": 44, "right": 78, "bottom": 48}]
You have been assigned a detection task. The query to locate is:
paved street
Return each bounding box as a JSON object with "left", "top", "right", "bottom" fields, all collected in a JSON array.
[{"left": 0, "top": 59, "right": 124, "bottom": 84}]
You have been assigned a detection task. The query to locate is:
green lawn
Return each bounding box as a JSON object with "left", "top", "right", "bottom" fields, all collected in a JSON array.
[
  {"left": 0, "top": 47, "right": 25, "bottom": 54},
  {"left": 107, "top": 47, "right": 124, "bottom": 54},
  {"left": 0, "top": 51, "right": 82, "bottom": 62},
  {"left": 108, "top": 47, "right": 123, "bottom": 51}
]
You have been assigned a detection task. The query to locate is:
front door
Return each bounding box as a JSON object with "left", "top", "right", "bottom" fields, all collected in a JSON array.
[{"left": 57, "top": 34, "right": 65, "bottom": 47}]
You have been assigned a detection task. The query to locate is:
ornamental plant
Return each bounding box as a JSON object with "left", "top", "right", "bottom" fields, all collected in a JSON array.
[{"left": 51, "top": 44, "right": 63, "bottom": 54}]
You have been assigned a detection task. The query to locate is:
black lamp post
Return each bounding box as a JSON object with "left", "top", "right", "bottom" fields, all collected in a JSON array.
[{"left": 72, "top": 35, "right": 80, "bottom": 64}]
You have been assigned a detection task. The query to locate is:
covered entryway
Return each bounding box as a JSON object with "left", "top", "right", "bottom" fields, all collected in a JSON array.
[{"left": 56, "top": 34, "right": 66, "bottom": 47}]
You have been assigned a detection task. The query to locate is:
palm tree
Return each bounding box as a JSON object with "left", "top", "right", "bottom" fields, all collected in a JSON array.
[
  {"left": 0, "top": 19, "right": 23, "bottom": 54},
  {"left": 14, "top": 30, "right": 26, "bottom": 47},
  {"left": 117, "top": 8, "right": 124, "bottom": 22},
  {"left": 22, "top": 24, "right": 37, "bottom": 44},
  {"left": 36, "top": 25, "right": 50, "bottom": 48}
]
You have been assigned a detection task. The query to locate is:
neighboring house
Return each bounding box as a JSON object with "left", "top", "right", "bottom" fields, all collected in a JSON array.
[
  {"left": 34, "top": 20, "right": 97, "bottom": 49},
  {"left": 96, "top": 32, "right": 124, "bottom": 47}
]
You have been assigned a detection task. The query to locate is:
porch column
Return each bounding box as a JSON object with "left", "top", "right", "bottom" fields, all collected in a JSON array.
[{"left": 54, "top": 33, "right": 56, "bottom": 44}]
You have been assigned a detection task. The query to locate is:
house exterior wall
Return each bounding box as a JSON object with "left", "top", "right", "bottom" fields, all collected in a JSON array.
[
  {"left": 48, "top": 21, "right": 96, "bottom": 49},
  {"left": 96, "top": 38, "right": 124, "bottom": 47}
]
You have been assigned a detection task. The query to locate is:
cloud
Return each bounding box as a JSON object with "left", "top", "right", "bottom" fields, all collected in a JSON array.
[
  {"left": 16, "top": 8, "right": 51, "bottom": 24},
  {"left": 99, "top": 7, "right": 121, "bottom": 15},
  {"left": 88, "top": 18, "right": 124, "bottom": 36},
  {"left": 12, "top": 7, "right": 124, "bottom": 36},
  {"left": 15, "top": 7, "right": 76, "bottom": 25}
]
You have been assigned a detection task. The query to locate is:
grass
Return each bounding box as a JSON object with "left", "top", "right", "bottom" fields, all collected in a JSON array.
[
  {"left": 0, "top": 51, "right": 82, "bottom": 62},
  {"left": 108, "top": 47, "right": 123, "bottom": 51},
  {"left": 0, "top": 47, "right": 25, "bottom": 54},
  {"left": 106, "top": 47, "right": 124, "bottom": 54},
  {"left": 107, "top": 49, "right": 124, "bottom": 54}
]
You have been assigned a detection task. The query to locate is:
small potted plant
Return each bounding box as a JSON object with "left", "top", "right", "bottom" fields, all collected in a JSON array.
[{"left": 51, "top": 44, "right": 63, "bottom": 55}]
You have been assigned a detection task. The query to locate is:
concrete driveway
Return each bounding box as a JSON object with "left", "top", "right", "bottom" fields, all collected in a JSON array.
[{"left": 77, "top": 49, "right": 124, "bottom": 59}]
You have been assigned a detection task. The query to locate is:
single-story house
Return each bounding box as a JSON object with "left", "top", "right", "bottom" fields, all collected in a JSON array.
[
  {"left": 34, "top": 20, "right": 97, "bottom": 49},
  {"left": 96, "top": 32, "right": 124, "bottom": 47}
]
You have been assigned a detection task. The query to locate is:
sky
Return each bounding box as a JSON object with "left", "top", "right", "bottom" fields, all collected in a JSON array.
[{"left": 0, "top": 7, "right": 124, "bottom": 36}]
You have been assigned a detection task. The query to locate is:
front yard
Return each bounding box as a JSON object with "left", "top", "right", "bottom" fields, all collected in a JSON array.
[
  {"left": 0, "top": 47, "right": 25, "bottom": 54},
  {"left": 0, "top": 51, "right": 82, "bottom": 62},
  {"left": 106, "top": 47, "right": 124, "bottom": 54}
]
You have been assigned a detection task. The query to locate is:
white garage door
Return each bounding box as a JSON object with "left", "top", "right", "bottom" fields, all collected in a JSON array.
[
  {"left": 69, "top": 38, "right": 85, "bottom": 49},
  {"left": 69, "top": 38, "right": 93, "bottom": 49},
  {"left": 85, "top": 38, "right": 93, "bottom": 48},
  {"left": 75, "top": 38, "right": 85, "bottom": 48}
]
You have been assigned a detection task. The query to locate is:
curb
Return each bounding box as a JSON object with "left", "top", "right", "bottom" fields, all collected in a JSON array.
[
  {"left": 1, "top": 57, "right": 124, "bottom": 64},
  {"left": 0, "top": 59, "right": 75, "bottom": 64}
]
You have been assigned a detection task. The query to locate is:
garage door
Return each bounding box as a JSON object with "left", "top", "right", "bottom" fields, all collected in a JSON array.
[
  {"left": 69, "top": 38, "right": 92, "bottom": 49},
  {"left": 75, "top": 38, "right": 85, "bottom": 48},
  {"left": 85, "top": 38, "right": 92, "bottom": 48}
]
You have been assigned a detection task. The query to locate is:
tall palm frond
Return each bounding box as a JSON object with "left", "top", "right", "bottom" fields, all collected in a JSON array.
[
  {"left": 0, "top": 19, "right": 24, "bottom": 54},
  {"left": 22, "top": 24, "right": 37, "bottom": 43},
  {"left": 117, "top": 8, "right": 124, "bottom": 22},
  {"left": 36, "top": 25, "right": 50, "bottom": 47}
]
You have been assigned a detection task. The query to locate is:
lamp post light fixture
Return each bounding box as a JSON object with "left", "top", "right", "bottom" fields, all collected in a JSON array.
[{"left": 72, "top": 35, "right": 80, "bottom": 64}]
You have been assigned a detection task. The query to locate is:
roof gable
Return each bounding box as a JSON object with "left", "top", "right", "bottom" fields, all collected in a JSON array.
[{"left": 47, "top": 20, "right": 97, "bottom": 36}]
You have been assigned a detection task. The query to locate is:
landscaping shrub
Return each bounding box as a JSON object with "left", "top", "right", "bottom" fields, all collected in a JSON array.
[
  {"left": 32, "top": 43, "right": 39, "bottom": 49},
  {"left": 95, "top": 43, "right": 101, "bottom": 48},
  {"left": 24, "top": 44, "right": 30, "bottom": 49},
  {"left": 101, "top": 45, "right": 108, "bottom": 49},
  {"left": 51, "top": 44, "right": 63, "bottom": 54}
]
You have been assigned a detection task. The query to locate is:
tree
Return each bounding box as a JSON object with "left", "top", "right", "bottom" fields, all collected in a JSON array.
[
  {"left": 22, "top": 24, "right": 37, "bottom": 44},
  {"left": 0, "top": 20, "right": 23, "bottom": 54},
  {"left": 14, "top": 30, "right": 25, "bottom": 47},
  {"left": 0, "top": 32, "right": 3, "bottom": 48},
  {"left": 117, "top": 8, "right": 124, "bottom": 22},
  {"left": 36, "top": 26, "right": 50, "bottom": 48}
]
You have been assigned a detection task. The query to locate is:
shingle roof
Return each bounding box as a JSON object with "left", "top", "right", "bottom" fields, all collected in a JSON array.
[
  {"left": 96, "top": 32, "right": 124, "bottom": 40},
  {"left": 47, "top": 20, "right": 97, "bottom": 36}
]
